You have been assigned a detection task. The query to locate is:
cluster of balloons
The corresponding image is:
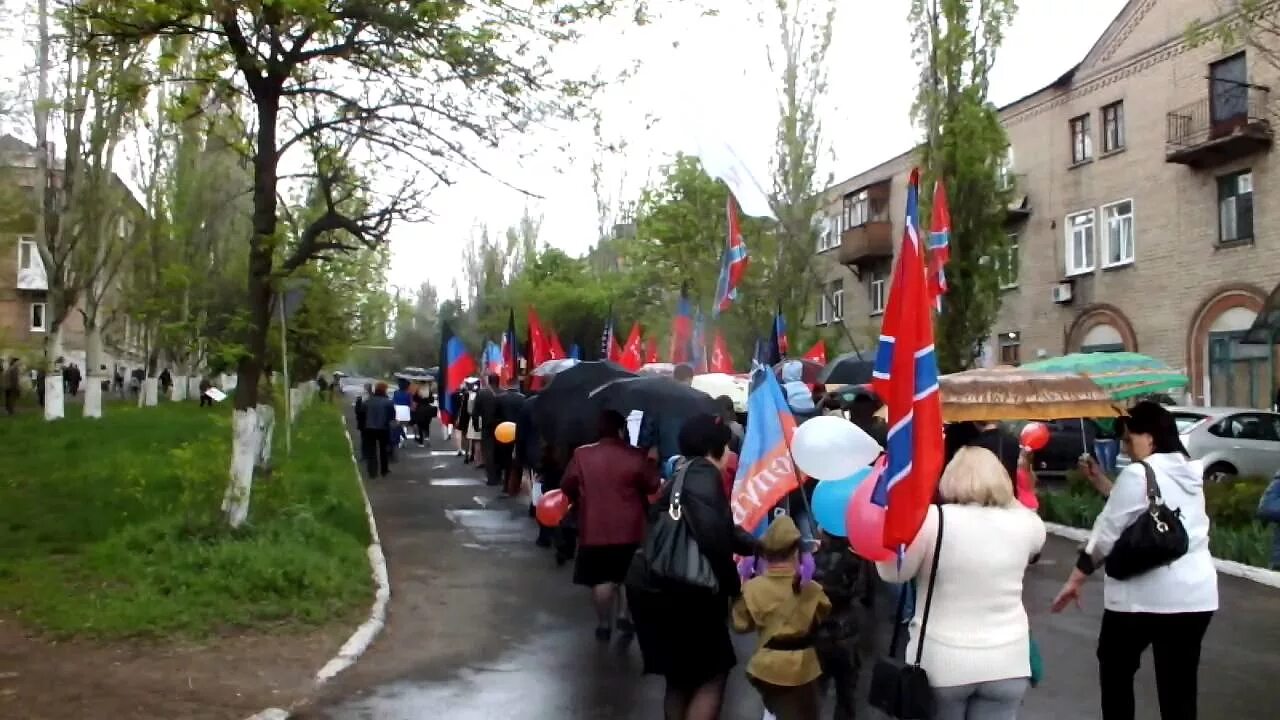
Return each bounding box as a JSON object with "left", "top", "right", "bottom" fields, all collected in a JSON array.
[{"left": 791, "top": 417, "right": 893, "bottom": 561}]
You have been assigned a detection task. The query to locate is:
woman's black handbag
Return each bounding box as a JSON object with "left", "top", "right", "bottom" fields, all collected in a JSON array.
[
  {"left": 868, "top": 505, "right": 945, "bottom": 720},
  {"left": 639, "top": 462, "right": 719, "bottom": 593},
  {"left": 1104, "top": 461, "right": 1189, "bottom": 580}
]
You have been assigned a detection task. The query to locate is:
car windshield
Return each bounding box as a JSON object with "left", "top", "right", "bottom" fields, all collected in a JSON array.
[{"left": 1173, "top": 413, "right": 1208, "bottom": 434}]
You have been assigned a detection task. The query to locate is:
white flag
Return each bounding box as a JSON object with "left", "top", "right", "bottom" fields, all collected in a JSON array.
[{"left": 696, "top": 137, "right": 778, "bottom": 220}]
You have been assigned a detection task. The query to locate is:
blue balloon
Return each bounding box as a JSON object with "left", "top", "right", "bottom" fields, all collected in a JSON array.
[
  {"left": 811, "top": 467, "right": 874, "bottom": 538},
  {"left": 662, "top": 455, "right": 682, "bottom": 481}
]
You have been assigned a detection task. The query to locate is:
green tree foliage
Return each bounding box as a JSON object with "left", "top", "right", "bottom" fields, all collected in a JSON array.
[
  {"left": 910, "top": 0, "right": 1016, "bottom": 372},
  {"left": 1188, "top": 1, "right": 1280, "bottom": 77}
]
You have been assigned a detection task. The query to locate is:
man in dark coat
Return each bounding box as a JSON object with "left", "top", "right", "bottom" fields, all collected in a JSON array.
[
  {"left": 474, "top": 374, "right": 500, "bottom": 485},
  {"left": 494, "top": 386, "right": 526, "bottom": 496},
  {"left": 362, "top": 383, "right": 395, "bottom": 478},
  {"left": 813, "top": 533, "right": 877, "bottom": 720}
]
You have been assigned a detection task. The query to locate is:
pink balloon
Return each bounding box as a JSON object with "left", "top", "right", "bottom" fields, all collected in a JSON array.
[{"left": 845, "top": 472, "right": 895, "bottom": 562}]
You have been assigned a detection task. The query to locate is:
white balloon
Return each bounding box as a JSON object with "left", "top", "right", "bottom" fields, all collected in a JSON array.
[{"left": 790, "top": 416, "right": 883, "bottom": 481}]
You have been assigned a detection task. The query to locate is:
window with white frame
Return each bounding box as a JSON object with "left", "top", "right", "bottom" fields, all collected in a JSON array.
[
  {"left": 869, "top": 266, "right": 887, "bottom": 315},
  {"left": 817, "top": 216, "right": 837, "bottom": 252},
  {"left": 844, "top": 190, "right": 869, "bottom": 228},
  {"left": 815, "top": 291, "right": 830, "bottom": 325},
  {"left": 830, "top": 280, "right": 844, "bottom": 321},
  {"left": 999, "top": 233, "right": 1020, "bottom": 289},
  {"left": 997, "top": 147, "right": 1015, "bottom": 191},
  {"left": 1102, "top": 199, "right": 1134, "bottom": 267},
  {"left": 18, "top": 235, "right": 36, "bottom": 269},
  {"left": 30, "top": 302, "right": 46, "bottom": 332},
  {"left": 1065, "top": 210, "right": 1096, "bottom": 275}
]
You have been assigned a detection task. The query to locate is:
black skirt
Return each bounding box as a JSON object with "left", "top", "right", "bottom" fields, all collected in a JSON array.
[
  {"left": 574, "top": 543, "right": 639, "bottom": 587},
  {"left": 627, "top": 585, "right": 737, "bottom": 692}
]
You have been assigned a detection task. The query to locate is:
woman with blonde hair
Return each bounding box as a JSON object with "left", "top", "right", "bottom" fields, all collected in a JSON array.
[{"left": 877, "top": 446, "right": 1046, "bottom": 720}]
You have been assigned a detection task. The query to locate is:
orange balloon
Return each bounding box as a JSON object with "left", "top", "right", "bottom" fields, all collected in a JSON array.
[
  {"left": 495, "top": 421, "right": 517, "bottom": 444},
  {"left": 536, "top": 489, "right": 572, "bottom": 527}
]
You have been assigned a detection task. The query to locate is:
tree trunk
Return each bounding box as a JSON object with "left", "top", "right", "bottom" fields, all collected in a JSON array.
[
  {"left": 142, "top": 377, "right": 159, "bottom": 406},
  {"left": 187, "top": 376, "right": 201, "bottom": 399},
  {"left": 223, "top": 406, "right": 260, "bottom": 528},
  {"left": 256, "top": 403, "right": 275, "bottom": 470},
  {"left": 83, "top": 322, "right": 104, "bottom": 418},
  {"left": 171, "top": 375, "right": 187, "bottom": 402},
  {"left": 42, "top": 326, "right": 64, "bottom": 421},
  {"left": 226, "top": 89, "right": 281, "bottom": 528}
]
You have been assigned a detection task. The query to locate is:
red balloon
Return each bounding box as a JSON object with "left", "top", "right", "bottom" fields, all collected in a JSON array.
[
  {"left": 845, "top": 467, "right": 896, "bottom": 562},
  {"left": 1020, "top": 422, "right": 1051, "bottom": 452},
  {"left": 535, "top": 489, "right": 572, "bottom": 527}
]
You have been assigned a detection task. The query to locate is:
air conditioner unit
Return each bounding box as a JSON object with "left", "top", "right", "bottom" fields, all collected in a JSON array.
[{"left": 1050, "top": 283, "right": 1073, "bottom": 304}]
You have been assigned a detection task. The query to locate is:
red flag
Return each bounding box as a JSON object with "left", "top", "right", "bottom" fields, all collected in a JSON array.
[
  {"left": 928, "top": 179, "right": 952, "bottom": 312},
  {"left": 709, "top": 331, "right": 734, "bottom": 373},
  {"left": 548, "top": 332, "right": 566, "bottom": 361},
  {"left": 645, "top": 337, "right": 659, "bottom": 364},
  {"left": 527, "top": 307, "right": 550, "bottom": 367},
  {"left": 620, "top": 323, "right": 644, "bottom": 371},
  {"left": 802, "top": 340, "right": 827, "bottom": 366},
  {"left": 870, "top": 168, "right": 944, "bottom": 548}
]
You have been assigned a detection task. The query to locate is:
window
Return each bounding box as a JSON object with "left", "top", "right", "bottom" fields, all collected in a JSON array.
[
  {"left": 29, "top": 302, "right": 46, "bottom": 332},
  {"left": 844, "top": 190, "right": 869, "bottom": 228},
  {"left": 18, "top": 236, "right": 36, "bottom": 269},
  {"left": 1208, "top": 330, "right": 1270, "bottom": 408},
  {"left": 1218, "top": 170, "right": 1253, "bottom": 244},
  {"left": 1210, "top": 413, "right": 1280, "bottom": 443},
  {"left": 815, "top": 292, "right": 828, "bottom": 325},
  {"left": 1102, "top": 101, "right": 1125, "bottom": 153},
  {"left": 1210, "top": 52, "right": 1248, "bottom": 126},
  {"left": 998, "top": 233, "right": 1019, "bottom": 288},
  {"left": 830, "top": 280, "right": 844, "bottom": 321},
  {"left": 817, "top": 216, "right": 838, "bottom": 252},
  {"left": 1102, "top": 199, "right": 1135, "bottom": 267},
  {"left": 1065, "top": 210, "right": 1096, "bottom": 275},
  {"left": 997, "top": 147, "right": 1015, "bottom": 191},
  {"left": 869, "top": 266, "right": 887, "bottom": 315},
  {"left": 998, "top": 331, "right": 1021, "bottom": 366},
  {"left": 1070, "top": 114, "right": 1093, "bottom": 164}
]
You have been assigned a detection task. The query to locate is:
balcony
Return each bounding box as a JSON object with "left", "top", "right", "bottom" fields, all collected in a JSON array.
[
  {"left": 838, "top": 207, "right": 893, "bottom": 267},
  {"left": 1166, "top": 86, "right": 1273, "bottom": 168},
  {"left": 999, "top": 172, "right": 1032, "bottom": 221}
]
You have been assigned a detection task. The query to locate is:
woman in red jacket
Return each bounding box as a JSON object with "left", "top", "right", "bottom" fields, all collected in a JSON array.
[{"left": 561, "top": 410, "right": 660, "bottom": 641}]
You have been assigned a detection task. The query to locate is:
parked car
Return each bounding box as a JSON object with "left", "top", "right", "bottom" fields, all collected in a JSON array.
[
  {"left": 1116, "top": 406, "right": 1280, "bottom": 482},
  {"left": 1005, "top": 418, "right": 1098, "bottom": 475}
]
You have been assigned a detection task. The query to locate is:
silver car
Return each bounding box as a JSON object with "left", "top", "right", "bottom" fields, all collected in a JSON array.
[{"left": 1117, "top": 406, "right": 1280, "bottom": 482}]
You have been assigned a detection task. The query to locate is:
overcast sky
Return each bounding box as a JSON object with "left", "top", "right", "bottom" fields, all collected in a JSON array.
[{"left": 389, "top": 0, "right": 1129, "bottom": 299}]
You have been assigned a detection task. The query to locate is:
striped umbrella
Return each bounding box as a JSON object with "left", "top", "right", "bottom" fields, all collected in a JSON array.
[{"left": 1022, "top": 352, "right": 1188, "bottom": 401}]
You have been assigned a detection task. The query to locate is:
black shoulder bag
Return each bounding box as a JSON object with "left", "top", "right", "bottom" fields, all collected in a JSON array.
[
  {"left": 868, "top": 505, "right": 944, "bottom": 720},
  {"left": 638, "top": 462, "right": 719, "bottom": 593},
  {"left": 1104, "top": 461, "right": 1189, "bottom": 580}
]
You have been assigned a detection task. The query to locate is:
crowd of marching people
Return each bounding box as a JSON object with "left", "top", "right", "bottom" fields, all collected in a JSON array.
[{"left": 353, "top": 363, "right": 1220, "bottom": 720}]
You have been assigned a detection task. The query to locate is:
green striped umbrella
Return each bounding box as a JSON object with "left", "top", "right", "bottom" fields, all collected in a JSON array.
[{"left": 1022, "top": 352, "right": 1188, "bottom": 401}]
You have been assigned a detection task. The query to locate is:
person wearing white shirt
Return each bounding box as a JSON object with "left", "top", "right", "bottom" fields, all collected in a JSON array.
[
  {"left": 1052, "top": 401, "right": 1218, "bottom": 720},
  {"left": 878, "top": 446, "right": 1046, "bottom": 720}
]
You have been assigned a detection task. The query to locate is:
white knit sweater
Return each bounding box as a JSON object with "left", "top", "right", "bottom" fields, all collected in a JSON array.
[{"left": 877, "top": 503, "right": 1046, "bottom": 688}]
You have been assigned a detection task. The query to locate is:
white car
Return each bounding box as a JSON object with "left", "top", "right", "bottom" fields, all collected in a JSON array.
[{"left": 1117, "top": 406, "right": 1280, "bottom": 482}]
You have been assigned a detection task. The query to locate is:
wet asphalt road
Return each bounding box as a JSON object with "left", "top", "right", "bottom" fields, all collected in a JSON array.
[{"left": 301, "top": 418, "right": 1280, "bottom": 720}]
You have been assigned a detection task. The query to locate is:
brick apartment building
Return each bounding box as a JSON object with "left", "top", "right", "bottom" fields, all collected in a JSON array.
[
  {"left": 0, "top": 135, "right": 144, "bottom": 372},
  {"left": 813, "top": 0, "right": 1280, "bottom": 409}
]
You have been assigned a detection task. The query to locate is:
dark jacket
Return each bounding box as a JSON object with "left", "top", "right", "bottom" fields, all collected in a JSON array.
[
  {"left": 354, "top": 395, "right": 368, "bottom": 430},
  {"left": 516, "top": 396, "right": 541, "bottom": 472},
  {"left": 363, "top": 395, "right": 395, "bottom": 431},
  {"left": 650, "top": 457, "right": 758, "bottom": 597},
  {"left": 474, "top": 387, "right": 498, "bottom": 436},
  {"left": 454, "top": 390, "right": 470, "bottom": 430},
  {"left": 812, "top": 536, "right": 876, "bottom": 644}
]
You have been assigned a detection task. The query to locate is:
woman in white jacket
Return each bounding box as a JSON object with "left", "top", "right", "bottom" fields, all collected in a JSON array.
[
  {"left": 878, "top": 446, "right": 1046, "bottom": 719},
  {"left": 1051, "top": 401, "right": 1218, "bottom": 720}
]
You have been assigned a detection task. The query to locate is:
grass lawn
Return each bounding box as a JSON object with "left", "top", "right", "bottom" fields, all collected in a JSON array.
[{"left": 0, "top": 398, "right": 371, "bottom": 639}]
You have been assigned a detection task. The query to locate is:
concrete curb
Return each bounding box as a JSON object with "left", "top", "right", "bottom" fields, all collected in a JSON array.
[
  {"left": 1044, "top": 522, "right": 1280, "bottom": 589},
  {"left": 315, "top": 428, "right": 390, "bottom": 681},
  {"left": 242, "top": 417, "right": 390, "bottom": 720}
]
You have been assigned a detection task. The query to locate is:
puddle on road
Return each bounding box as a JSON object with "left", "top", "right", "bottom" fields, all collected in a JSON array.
[
  {"left": 444, "top": 508, "right": 529, "bottom": 545},
  {"left": 430, "top": 477, "right": 483, "bottom": 487}
]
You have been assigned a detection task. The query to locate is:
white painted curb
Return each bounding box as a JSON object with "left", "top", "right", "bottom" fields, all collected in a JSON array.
[
  {"left": 315, "top": 427, "right": 390, "bottom": 681},
  {"left": 242, "top": 416, "right": 391, "bottom": 720},
  {"left": 1045, "top": 522, "right": 1280, "bottom": 589}
]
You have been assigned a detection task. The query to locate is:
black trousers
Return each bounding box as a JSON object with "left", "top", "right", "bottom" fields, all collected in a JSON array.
[
  {"left": 817, "top": 637, "right": 860, "bottom": 720},
  {"left": 199, "top": 394, "right": 213, "bottom": 407},
  {"left": 1098, "top": 610, "right": 1213, "bottom": 720},
  {"left": 484, "top": 436, "right": 505, "bottom": 486},
  {"left": 3, "top": 389, "right": 16, "bottom": 415},
  {"left": 362, "top": 428, "right": 391, "bottom": 477}
]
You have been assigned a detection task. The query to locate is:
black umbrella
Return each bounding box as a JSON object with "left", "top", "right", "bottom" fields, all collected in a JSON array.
[
  {"left": 533, "top": 361, "right": 634, "bottom": 449},
  {"left": 819, "top": 350, "right": 875, "bottom": 385},
  {"left": 590, "top": 376, "right": 721, "bottom": 458}
]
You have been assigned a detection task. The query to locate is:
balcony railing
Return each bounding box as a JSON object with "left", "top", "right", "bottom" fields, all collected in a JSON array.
[{"left": 1166, "top": 86, "right": 1273, "bottom": 167}]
